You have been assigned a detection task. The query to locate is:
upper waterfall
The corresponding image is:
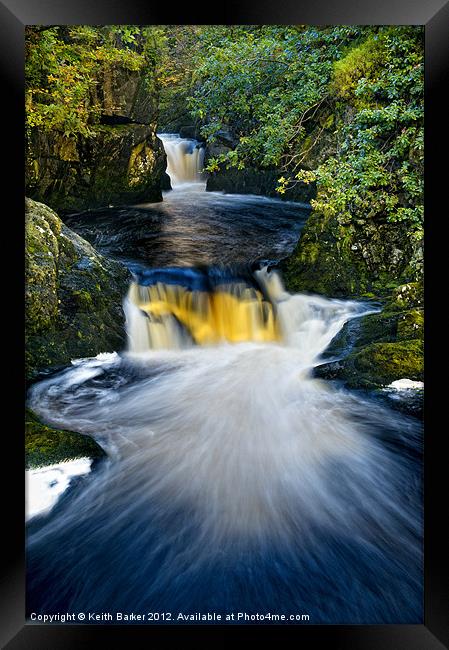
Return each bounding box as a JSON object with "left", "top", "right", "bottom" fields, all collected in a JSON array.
[{"left": 158, "top": 133, "right": 205, "bottom": 187}]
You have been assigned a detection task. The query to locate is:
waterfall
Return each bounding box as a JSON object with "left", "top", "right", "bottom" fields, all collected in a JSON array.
[
  {"left": 124, "top": 266, "right": 367, "bottom": 362},
  {"left": 27, "top": 270, "right": 422, "bottom": 620},
  {"left": 158, "top": 133, "right": 205, "bottom": 186},
  {"left": 26, "top": 197, "right": 422, "bottom": 621},
  {"left": 124, "top": 267, "right": 280, "bottom": 352}
]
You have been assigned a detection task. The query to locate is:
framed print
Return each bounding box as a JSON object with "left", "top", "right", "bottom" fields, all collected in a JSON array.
[{"left": 1, "top": 0, "right": 448, "bottom": 647}]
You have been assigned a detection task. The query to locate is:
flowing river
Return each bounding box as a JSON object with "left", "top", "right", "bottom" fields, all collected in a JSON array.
[{"left": 26, "top": 135, "right": 423, "bottom": 624}]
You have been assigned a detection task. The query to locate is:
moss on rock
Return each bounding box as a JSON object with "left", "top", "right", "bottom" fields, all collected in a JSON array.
[
  {"left": 26, "top": 59, "right": 168, "bottom": 213},
  {"left": 26, "top": 409, "right": 105, "bottom": 469},
  {"left": 356, "top": 312, "right": 398, "bottom": 346},
  {"left": 26, "top": 198, "right": 130, "bottom": 379},
  {"left": 26, "top": 125, "right": 167, "bottom": 213},
  {"left": 396, "top": 309, "right": 424, "bottom": 341},
  {"left": 345, "top": 340, "right": 423, "bottom": 387},
  {"left": 281, "top": 211, "right": 371, "bottom": 297},
  {"left": 316, "top": 337, "right": 423, "bottom": 389},
  {"left": 315, "top": 281, "right": 424, "bottom": 389},
  {"left": 281, "top": 207, "right": 423, "bottom": 299},
  {"left": 388, "top": 282, "right": 424, "bottom": 311}
]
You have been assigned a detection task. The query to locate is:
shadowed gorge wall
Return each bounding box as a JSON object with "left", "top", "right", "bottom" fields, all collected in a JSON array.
[{"left": 26, "top": 124, "right": 168, "bottom": 212}]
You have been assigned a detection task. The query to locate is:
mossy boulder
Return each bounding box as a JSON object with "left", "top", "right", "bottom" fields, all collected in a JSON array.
[
  {"left": 26, "top": 198, "right": 130, "bottom": 379},
  {"left": 396, "top": 309, "right": 424, "bottom": 340},
  {"left": 281, "top": 208, "right": 423, "bottom": 298},
  {"left": 389, "top": 282, "right": 423, "bottom": 311},
  {"left": 315, "top": 282, "right": 423, "bottom": 389},
  {"left": 328, "top": 340, "right": 423, "bottom": 388},
  {"left": 26, "top": 409, "right": 105, "bottom": 469}
]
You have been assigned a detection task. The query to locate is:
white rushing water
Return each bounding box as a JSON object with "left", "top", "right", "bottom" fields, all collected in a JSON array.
[
  {"left": 29, "top": 271, "right": 389, "bottom": 543},
  {"left": 388, "top": 379, "right": 424, "bottom": 390},
  {"left": 26, "top": 150, "right": 422, "bottom": 620},
  {"left": 158, "top": 133, "right": 205, "bottom": 186},
  {"left": 123, "top": 267, "right": 371, "bottom": 360},
  {"left": 26, "top": 458, "right": 92, "bottom": 521}
]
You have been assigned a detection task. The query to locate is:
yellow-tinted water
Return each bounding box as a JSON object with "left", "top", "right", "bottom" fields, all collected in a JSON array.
[{"left": 130, "top": 281, "right": 281, "bottom": 346}]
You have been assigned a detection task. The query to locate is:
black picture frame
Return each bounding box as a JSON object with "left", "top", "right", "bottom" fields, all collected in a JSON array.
[{"left": 1, "top": 1, "right": 448, "bottom": 647}]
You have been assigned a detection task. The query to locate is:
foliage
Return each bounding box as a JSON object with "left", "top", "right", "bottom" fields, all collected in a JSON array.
[
  {"left": 153, "top": 26, "right": 203, "bottom": 128},
  {"left": 26, "top": 25, "right": 424, "bottom": 235},
  {"left": 25, "top": 26, "right": 163, "bottom": 138},
  {"left": 306, "top": 27, "right": 424, "bottom": 237},
  {"left": 331, "top": 34, "right": 384, "bottom": 104},
  {"left": 188, "top": 25, "right": 423, "bottom": 234},
  {"left": 189, "top": 26, "right": 362, "bottom": 168}
]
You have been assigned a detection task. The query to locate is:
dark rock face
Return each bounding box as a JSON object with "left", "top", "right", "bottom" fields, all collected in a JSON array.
[
  {"left": 203, "top": 111, "right": 336, "bottom": 203},
  {"left": 178, "top": 124, "right": 205, "bottom": 140},
  {"left": 206, "top": 167, "right": 316, "bottom": 203},
  {"left": 95, "top": 66, "right": 155, "bottom": 125},
  {"left": 314, "top": 282, "right": 423, "bottom": 390},
  {"left": 203, "top": 130, "right": 236, "bottom": 161},
  {"left": 26, "top": 125, "right": 167, "bottom": 213},
  {"left": 25, "top": 198, "right": 130, "bottom": 379}
]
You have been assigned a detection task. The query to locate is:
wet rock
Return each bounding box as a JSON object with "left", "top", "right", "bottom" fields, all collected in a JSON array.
[
  {"left": 26, "top": 125, "right": 167, "bottom": 213},
  {"left": 26, "top": 60, "right": 168, "bottom": 212},
  {"left": 206, "top": 166, "right": 315, "bottom": 203},
  {"left": 25, "top": 409, "right": 106, "bottom": 469},
  {"left": 376, "top": 382, "right": 424, "bottom": 418},
  {"left": 178, "top": 125, "right": 205, "bottom": 140},
  {"left": 26, "top": 198, "right": 130, "bottom": 378},
  {"left": 313, "top": 283, "right": 423, "bottom": 393}
]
